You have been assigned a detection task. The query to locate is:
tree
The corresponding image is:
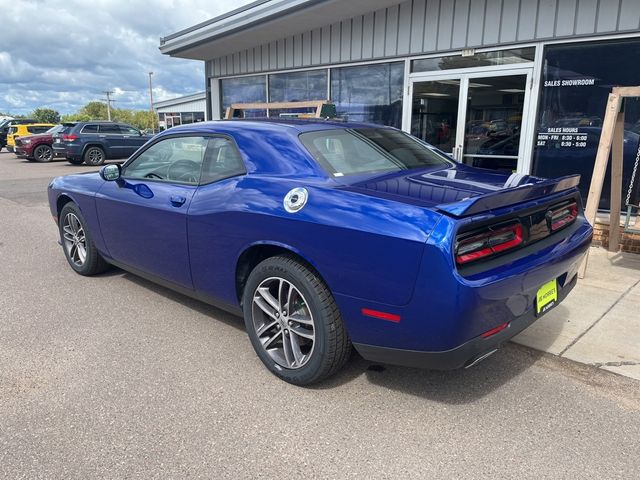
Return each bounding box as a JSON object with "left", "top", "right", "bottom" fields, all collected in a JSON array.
[
  {"left": 61, "top": 101, "right": 160, "bottom": 131},
  {"left": 32, "top": 108, "right": 61, "bottom": 123},
  {"left": 79, "top": 101, "right": 109, "bottom": 120}
]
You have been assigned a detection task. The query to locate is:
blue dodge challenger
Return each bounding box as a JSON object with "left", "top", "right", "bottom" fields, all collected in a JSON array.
[{"left": 48, "top": 120, "right": 593, "bottom": 385}]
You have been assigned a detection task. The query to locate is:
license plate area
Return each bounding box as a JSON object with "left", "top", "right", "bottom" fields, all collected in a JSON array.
[{"left": 536, "top": 279, "right": 558, "bottom": 316}]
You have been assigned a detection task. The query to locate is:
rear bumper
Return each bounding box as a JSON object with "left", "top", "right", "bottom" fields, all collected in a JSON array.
[
  {"left": 53, "top": 143, "right": 81, "bottom": 160},
  {"left": 354, "top": 274, "right": 577, "bottom": 370}
]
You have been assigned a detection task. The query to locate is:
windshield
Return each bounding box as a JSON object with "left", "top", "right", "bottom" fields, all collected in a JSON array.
[{"left": 299, "top": 128, "right": 452, "bottom": 177}]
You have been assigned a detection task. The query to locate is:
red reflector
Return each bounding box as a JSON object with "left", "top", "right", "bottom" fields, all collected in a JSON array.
[
  {"left": 361, "top": 308, "right": 401, "bottom": 323},
  {"left": 481, "top": 322, "right": 509, "bottom": 338}
]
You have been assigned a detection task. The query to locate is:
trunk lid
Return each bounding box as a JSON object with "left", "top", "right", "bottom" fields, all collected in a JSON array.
[{"left": 346, "top": 165, "right": 580, "bottom": 217}]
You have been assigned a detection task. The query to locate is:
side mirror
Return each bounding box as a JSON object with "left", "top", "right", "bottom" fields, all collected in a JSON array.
[{"left": 100, "top": 164, "right": 121, "bottom": 181}]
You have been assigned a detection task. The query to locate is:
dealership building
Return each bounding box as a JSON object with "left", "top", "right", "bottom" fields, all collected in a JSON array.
[
  {"left": 160, "top": 0, "right": 640, "bottom": 210},
  {"left": 153, "top": 91, "right": 207, "bottom": 129}
]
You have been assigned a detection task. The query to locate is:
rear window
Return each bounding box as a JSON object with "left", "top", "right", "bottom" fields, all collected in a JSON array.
[
  {"left": 59, "top": 124, "right": 77, "bottom": 134},
  {"left": 8, "top": 127, "right": 17, "bottom": 134},
  {"left": 46, "top": 125, "right": 64, "bottom": 134},
  {"left": 299, "top": 128, "right": 452, "bottom": 177}
]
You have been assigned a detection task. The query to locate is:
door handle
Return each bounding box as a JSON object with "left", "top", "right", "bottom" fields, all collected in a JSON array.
[{"left": 170, "top": 195, "right": 186, "bottom": 206}]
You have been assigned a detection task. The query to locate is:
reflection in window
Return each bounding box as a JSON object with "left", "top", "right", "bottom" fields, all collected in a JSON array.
[
  {"left": 269, "top": 70, "right": 327, "bottom": 102},
  {"left": 221, "top": 75, "right": 267, "bottom": 118},
  {"left": 532, "top": 39, "right": 640, "bottom": 210},
  {"left": 331, "top": 62, "right": 404, "bottom": 128}
]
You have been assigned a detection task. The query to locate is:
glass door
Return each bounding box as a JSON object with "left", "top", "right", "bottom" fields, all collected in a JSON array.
[
  {"left": 409, "top": 68, "right": 532, "bottom": 172},
  {"left": 410, "top": 79, "right": 462, "bottom": 157}
]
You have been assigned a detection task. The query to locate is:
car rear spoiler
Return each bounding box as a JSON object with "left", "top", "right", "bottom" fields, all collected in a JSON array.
[{"left": 435, "top": 174, "right": 581, "bottom": 217}]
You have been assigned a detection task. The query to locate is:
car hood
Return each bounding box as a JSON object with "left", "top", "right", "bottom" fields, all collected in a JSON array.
[{"left": 344, "top": 164, "right": 577, "bottom": 216}]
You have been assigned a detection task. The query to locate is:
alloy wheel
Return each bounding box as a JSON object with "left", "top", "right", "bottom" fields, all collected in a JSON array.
[
  {"left": 251, "top": 277, "right": 315, "bottom": 369},
  {"left": 62, "top": 213, "right": 87, "bottom": 266},
  {"left": 35, "top": 145, "right": 53, "bottom": 162},
  {"left": 86, "top": 148, "right": 104, "bottom": 165}
]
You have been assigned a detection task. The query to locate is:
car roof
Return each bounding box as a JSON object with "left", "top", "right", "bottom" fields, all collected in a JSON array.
[{"left": 162, "top": 118, "right": 393, "bottom": 135}]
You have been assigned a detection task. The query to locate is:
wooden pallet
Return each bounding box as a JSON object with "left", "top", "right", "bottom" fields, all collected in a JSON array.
[{"left": 579, "top": 86, "right": 640, "bottom": 277}]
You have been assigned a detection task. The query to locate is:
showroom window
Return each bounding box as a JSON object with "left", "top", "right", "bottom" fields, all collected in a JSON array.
[
  {"left": 532, "top": 39, "right": 640, "bottom": 210},
  {"left": 331, "top": 62, "right": 404, "bottom": 129},
  {"left": 268, "top": 70, "right": 328, "bottom": 118},
  {"left": 220, "top": 75, "right": 267, "bottom": 118},
  {"left": 269, "top": 70, "right": 327, "bottom": 102}
]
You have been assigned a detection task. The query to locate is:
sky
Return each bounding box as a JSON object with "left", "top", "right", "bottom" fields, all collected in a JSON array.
[{"left": 0, "top": 0, "right": 254, "bottom": 116}]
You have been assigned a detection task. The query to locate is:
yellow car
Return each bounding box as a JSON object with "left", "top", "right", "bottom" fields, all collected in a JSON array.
[{"left": 6, "top": 123, "right": 55, "bottom": 153}]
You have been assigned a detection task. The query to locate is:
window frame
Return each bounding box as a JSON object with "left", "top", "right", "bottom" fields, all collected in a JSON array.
[{"left": 121, "top": 132, "right": 247, "bottom": 187}]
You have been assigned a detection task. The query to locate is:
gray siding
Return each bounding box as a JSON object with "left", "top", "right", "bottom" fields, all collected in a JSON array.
[{"left": 209, "top": 0, "right": 640, "bottom": 77}]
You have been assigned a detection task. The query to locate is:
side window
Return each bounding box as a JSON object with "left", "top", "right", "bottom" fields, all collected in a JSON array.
[
  {"left": 28, "top": 126, "right": 52, "bottom": 134},
  {"left": 99, "top": 124, "right": 122, "bottom": 134},
  {"left": 124, "top": 136, "right": 208, "bottom": 185},
  {"left": 122, "top": 126, "right": 140, "bottom": 135},
  {"left": 200, "top": 137, "right": 246, "bottom": 184},
  {"left": 82, "top": 124, "right": 99, "bottom": 134}
]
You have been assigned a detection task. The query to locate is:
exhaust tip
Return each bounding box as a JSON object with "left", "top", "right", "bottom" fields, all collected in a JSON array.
[{"left": 465, "top": 349, "right": 498, "bottom": 369}]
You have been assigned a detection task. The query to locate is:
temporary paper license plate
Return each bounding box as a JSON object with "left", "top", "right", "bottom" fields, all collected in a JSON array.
[{"left": 536, "top": 279, "right": 558, "bottom": 316}]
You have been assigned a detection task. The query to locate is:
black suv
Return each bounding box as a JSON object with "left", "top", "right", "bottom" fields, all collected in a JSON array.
[
  {"left": 0, "top": 118, "right": 37, "bottom": 151},
  {"left": 53, "top": 121, "right": 153, "bottom": 165}
]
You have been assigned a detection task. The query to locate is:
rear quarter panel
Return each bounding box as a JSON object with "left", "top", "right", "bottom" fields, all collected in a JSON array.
[{"left": 188, "top": 176, "right": 442, "bottom": 307}]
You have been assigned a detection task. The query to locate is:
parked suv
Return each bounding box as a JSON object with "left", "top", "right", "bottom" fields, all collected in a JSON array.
[
  {"left": 0, "top": 118, "right": 37, "bottom": 151},
  {"left": 15, "top": 125, "right": 65, "bottom": 162},
  {"left": 6, "top": 123, "right": 55, "bottom": 153},
  {"left": 53, "top": 121, "right": 153, "bottom": 165}
]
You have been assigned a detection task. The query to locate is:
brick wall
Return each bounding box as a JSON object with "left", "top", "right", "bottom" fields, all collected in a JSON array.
[{"left": 592, "top": 222, "right": 640, "bottom": 253}]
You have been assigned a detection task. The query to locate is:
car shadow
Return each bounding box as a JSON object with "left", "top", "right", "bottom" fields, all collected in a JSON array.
[
  {"left": 106, "top": 268, "right": 552, "bottom": 402},
  {"left": 117, "top": 270, "right": 246, "bottom": 332},
  {"left": 315, "top": 343, "right": 546, "bottom": 404}
]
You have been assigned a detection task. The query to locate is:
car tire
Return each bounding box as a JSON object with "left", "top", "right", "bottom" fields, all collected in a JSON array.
[
  {"left": 83, "top": 146, "right": 105, "bottom": 166},
  {"left": 33, "top": 144, "right": 54, "bottom": 162},
  {"left": 58, "top": 202, "right": 110, "bottom": 276},
  {"left": 242, "top": 255, "right": 351, "bottom": 385},
  {"left": 67, "top": 157, "right": 84, "bottom": 165}
]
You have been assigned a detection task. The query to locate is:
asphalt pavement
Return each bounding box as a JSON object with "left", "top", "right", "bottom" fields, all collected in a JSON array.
[{"left": 1, "top": 151, "right": 639, "bottom": 479}]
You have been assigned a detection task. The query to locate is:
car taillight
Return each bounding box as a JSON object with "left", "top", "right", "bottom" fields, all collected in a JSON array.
[
  {"left": 456, "top": 222, "right": 523, "bottom": 265},
  {"left": 62, "top": 134, "right": 78, "bottom": 141},
  {"left": 547, "top": 202, "right": 578, "bottom": 232}
]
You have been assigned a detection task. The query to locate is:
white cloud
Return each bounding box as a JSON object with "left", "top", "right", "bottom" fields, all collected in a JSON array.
[{"left": 0, "top": 0, "right": 253, "bottom": 115}]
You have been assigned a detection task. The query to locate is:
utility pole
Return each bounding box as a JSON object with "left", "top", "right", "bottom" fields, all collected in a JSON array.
[
  {"left": 103, "top": 90, "right": 114, "bottom": 121},
  {"left": 148, "top": 72, "right": 155, "bottom": 134}
]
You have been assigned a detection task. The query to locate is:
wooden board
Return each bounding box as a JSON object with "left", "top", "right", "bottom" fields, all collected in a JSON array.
[
  {"left": 609, "top": 110, "right": 624, "bottom": 252},
  {"left": 225, "top": 100, "right": 330, "bottom": 119}
]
